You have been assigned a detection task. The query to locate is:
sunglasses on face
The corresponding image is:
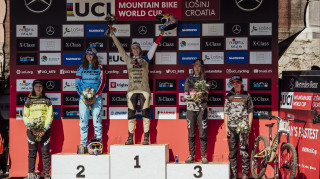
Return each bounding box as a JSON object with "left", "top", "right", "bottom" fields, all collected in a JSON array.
[
  {"left": 232, "top": 81, "right": 241, "bottom": 84},
  {"left": 86, "top": 51, "right": 94, "bottom": 55}
]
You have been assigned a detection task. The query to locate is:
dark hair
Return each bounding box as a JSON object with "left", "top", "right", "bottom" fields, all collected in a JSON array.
[
  {"left": 192, "top": 62, "right": 206, "bottom": 80},
  {"left": 30, "top": 80, "right": 47, "bottom": 98},
  {"left": 82, "top": 54, "right": 99, "bottom": 70}
]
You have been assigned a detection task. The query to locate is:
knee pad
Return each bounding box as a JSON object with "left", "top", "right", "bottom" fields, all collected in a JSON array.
[
  {"left": 128, "top": 109, "right": 136, "bottom": 119},
  {"left": 142, "top": 108, "right": 150, "bottom": 118}
]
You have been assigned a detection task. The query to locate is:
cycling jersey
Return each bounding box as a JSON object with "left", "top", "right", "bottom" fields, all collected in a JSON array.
[
  {"left": 111, "top": 34, "right": 162, "bottom": 93},
  {"left": 23, "top": 95, "right": 53, "bottom": 131},
  {"left": 224, "top": 88, "right": 253, "bottom": 127},
  {"left": 75, "top": 64, "right": 105, "bottom": 98},
  {"left": 184, "top": 75, "right": 209, "bottom": 111}
]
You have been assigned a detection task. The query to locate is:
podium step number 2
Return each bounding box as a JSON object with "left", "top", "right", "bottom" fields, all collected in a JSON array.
[
  {"left": 51, "top": 154, "right": 110, "bottom": 179},
  {"left": 110, "top": 144, "right": 169, "bottom": 179}
]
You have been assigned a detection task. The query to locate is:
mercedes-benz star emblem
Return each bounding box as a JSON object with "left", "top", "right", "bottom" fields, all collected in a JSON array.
[
  {"left": 210, "top": 80, "right": 218, "bottom": 89},
  {"left": 46, "top": 26, "right": 55, "bottom": 36},
  {"left": 235, "top": 0, "right": 263, "bottom": 11},
  {"left": 138, "top": 26, "right": 148, "bottom": 35},
  {"left": 24, "top": 0, "right": 52, "bottom": 13},
  {"left": 46, "top": 81, "right": 55, "bottom": 90},
  {"left": 232, "top": 25, "right": 241, "bottom": 34},
  {"left": 289, "top": 78, "right": 295, "bottom": 91}
]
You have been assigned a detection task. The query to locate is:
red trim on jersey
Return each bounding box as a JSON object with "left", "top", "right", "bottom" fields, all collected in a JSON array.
[
  {"left": 95, "top": 65, "right": 105, "bottom": 97},
  {"left": 155, "top": 34, "right": 163, "bottom": 44}
]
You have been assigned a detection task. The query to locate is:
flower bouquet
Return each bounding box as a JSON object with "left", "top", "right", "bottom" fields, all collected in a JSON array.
[
  {"left": 82, "top": 87, "right": 96, "bottom": 110},
  {"left": 105, "top": 14, "right": 117, "bottom": 36},
  {"left": 26, "top": 118, "right": 44, "bottom": 141},
  {"left": 236, "top": 120, "right": 251, "bottom": 134},
  {"left": 192, "top": 80, "right": 209, "bottom": 102}
]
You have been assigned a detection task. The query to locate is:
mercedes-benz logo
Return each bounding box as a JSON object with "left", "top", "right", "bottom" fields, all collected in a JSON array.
[
  {"left": 46, "top": 26, "right": 55, "bottom": 36},
  {"left": 210, "top": 80, "right": 218, "bottom": 89},
  {"left": 235, "top": 0, "right": 263, "bottom": 11},
  {"left": 46, "top": 81, "right": 55, "bottom": 90},
  {"left": 232, "top": 25, "right": 241, "bottom": 34},
  {"left": 24, "top": 0, "right": 52, "bottom": 13},
  {"left": 289, "top": 78, "right": 295, "bottom": 91},
  {"left": 138, "top": 26, "right": 148, "bottom": 35}
]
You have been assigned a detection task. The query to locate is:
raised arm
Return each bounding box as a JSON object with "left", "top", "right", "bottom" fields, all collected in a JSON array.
[
  {"left": 143, "top": 30, "right": 164, "bottom": 63},
  {"left": 109, "top": 25, "right": 129, "bottom": 63}
]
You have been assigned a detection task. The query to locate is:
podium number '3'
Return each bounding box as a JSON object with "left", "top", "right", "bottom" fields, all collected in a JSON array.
[
  {"left": 76, "top": 165, "right": 85, "bottom": 178},
  {"left": 134, "top": 155, "right": 141, "bottom": 168},
  {"left": 194, "top": 165, "right": 203, "bottom": 178}
]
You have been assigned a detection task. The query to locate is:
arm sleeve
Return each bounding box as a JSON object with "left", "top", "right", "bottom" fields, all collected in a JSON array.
[
  {"left": 95, "top": 65, "right": 106, "bottom": 98},
  {"left": 75, "top": 66, "right": 82, "bottom": 96},
  {"left": 184, "top": 77, "right": 193, "bottom": 100},
  {"left": 111, "top": 34, "right": 130, "bottom": 63},
  {"left": 23, "top": 98, "right": 31, "bottom": 126},
  {"left": 224, "top": 96, "right": 231, "bottom": 115},
  {"left": 44, "top": 99, "right": 53, "bottom": 131},
  {"left": 143, "top": 34, "right": 163, "bottom": 63},
  {"left": 247, "top": 94, "right": 254, "bottom": 113}
]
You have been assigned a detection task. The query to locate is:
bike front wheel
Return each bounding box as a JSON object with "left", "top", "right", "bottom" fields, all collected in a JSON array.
[
  {"left": 279, "top": 143, "right": 297, "bottom": 179},
  {"left": 250, "top": 135, "right": 268, "bottom": 178}
]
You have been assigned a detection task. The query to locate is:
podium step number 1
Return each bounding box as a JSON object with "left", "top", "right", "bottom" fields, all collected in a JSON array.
[{"left": 110, "top": 144, "right": 169, "bottom": 179}]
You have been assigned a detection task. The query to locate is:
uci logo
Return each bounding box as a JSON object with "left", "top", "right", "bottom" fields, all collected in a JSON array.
[{"left": 67, "top": 1, "right": 113, "bottom": 21}]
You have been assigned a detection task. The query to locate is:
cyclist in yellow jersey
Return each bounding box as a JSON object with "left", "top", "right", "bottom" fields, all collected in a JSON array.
[{"left": 23, "top": 80, "right": 53, "bottom": 179}]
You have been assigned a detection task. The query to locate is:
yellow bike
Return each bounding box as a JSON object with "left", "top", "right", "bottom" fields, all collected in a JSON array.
[{"left": 250, "top": 115, "right": 306, "bottom": 179}]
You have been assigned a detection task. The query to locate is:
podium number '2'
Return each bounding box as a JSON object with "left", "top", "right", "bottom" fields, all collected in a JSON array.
[
  {"left": 76, "top": 165, "right": 85, "bottom": 178},
  {"left": 194, "top": 165, "right": 203, "bottom": 178},
  {"left": 134, "top": 155, "right": 141, "bottom": 168}
]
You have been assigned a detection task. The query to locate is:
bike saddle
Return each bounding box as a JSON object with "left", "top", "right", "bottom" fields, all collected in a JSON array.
[{"left": 265, "top": 123, "right": 275, "bottom": 127}]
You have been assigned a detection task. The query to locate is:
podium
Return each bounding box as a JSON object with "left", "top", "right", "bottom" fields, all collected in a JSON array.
[
  {"left": 167, "top": 162, "right": 229, "bottom": 179},
  {"left": 51, "top": 153, "right": 110, "bottom": 179},
  {"left": 110, "top": 144, "right": 169, "bottom": 179},
  {"left": 51, "top": 145, "right": 230, "bottom": 179}
]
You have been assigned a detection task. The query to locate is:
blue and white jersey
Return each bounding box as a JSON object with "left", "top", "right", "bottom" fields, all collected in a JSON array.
[{"left": 75, "top": 64, "right": 105, "bottom": 98}]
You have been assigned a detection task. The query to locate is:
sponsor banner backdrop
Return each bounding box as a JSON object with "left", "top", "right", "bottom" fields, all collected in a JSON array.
[
  {"left": 281, "top": 72, "right": 320, "bottom": 178},
  {"left": 16, "top": 25, "right": 38, "bottom": 37},
  {"left": 115, "top": 0, "right": 182, "bottom": 21},
  {"left": 39, "top": 53, "right": 61, "bottom": 65},
  {"left": 10, "top": 0, "right": 279, "bottom": 176}
]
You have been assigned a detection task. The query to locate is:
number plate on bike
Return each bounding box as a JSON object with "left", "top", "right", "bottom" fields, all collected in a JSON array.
[{"left": 279, "top": 119, "right": 290, "bottom": 133}]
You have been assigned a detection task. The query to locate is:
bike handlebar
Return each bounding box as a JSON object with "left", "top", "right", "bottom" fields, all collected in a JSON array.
[
  {"left": 294, "top": 119, "right": 307, "bottom": 123},
  {"left": 269, "top": 115, "right": 306, "bottom": 123}
]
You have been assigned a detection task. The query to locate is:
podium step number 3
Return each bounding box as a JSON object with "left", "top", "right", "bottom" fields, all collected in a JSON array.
[
  {"left": 167, "top": 163, "right": 230, "bottom": 179},
  {"left": 51, "top": 154, "right": 110, "bottom": 179},
  {"left": 110, "top": 144, "right": 169, "bottom": 179}
]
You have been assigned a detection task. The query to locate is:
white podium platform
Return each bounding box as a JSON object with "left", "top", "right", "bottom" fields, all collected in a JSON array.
[
  {"left": 110, "top": 144, "right": 169, "bottom": 179},
  {"left": 52, "top": 153, "right": 110, "bottom": 179},
  {"left": 167, "top": 162, "right": 230, "bottom": 179}
]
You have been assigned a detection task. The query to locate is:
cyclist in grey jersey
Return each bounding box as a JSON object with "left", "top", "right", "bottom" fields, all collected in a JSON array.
[
  {"left": 224, "top": 75, "right": 253, "bottom": 179},
  {"left": 109, "top": 25, "right": 164, "bottom": 145}
]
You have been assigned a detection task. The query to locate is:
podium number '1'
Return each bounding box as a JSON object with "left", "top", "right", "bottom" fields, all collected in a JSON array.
[
  {"left": 134, "top": 155, "right": 141, "bottom": 168},
  {"left": 194, "top": 165, "right": 203, "bottom": 178},
  {"left": 76, "top": 165, "right": 85, "bottom": 178}
]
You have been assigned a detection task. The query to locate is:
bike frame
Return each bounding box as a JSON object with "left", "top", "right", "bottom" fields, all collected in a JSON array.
[{"left": 253, "top": 119, "right": 291, "bottom": 164}]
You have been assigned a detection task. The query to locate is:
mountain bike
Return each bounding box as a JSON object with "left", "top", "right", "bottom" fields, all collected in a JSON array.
[{"left": 250, "top": 115, "right": 306, "bottom": 179}]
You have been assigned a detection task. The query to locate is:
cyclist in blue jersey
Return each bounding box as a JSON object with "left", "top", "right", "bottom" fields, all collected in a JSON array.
[{"left": 75, "top": 47, "right": 106, "bottom": 154}]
